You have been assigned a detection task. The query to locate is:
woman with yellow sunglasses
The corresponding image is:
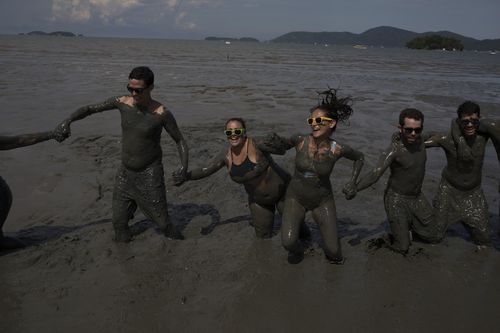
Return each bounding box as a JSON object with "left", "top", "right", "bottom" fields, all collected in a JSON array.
[
  {"left": 261, "top": 89, "right": 364, "bottom": 264},
  {"left": 173, "top": 118, "right": 309, "bottom": 239}
]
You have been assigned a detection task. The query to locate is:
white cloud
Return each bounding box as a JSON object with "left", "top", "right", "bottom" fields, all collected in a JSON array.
[
  {"left": 174, "top": 10, "right": 197, "bottom": 30},
  {"left": 50, "top": 0, "right": 224, "bottom": 31}
]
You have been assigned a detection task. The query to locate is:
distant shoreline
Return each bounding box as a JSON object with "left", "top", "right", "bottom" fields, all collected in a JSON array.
[{"left": 18, "top": 31, "right": 83, "bottom": 37}]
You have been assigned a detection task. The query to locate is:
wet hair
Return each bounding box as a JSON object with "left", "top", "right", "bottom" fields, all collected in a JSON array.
[
  {"left": 312, "top": 88, "right": 353, "bottom": 129},
  {"left": 457, "top": 101, "right": 480, "bottom": 118},
  {"left": 399, "top": 108, "right": 424, "bottom": 126},
  {"left": 129, "top": 66, "right": 154, "bottom": 87},
  {"left": 225, "top": 117, "right": 246, "bottom": 129}
]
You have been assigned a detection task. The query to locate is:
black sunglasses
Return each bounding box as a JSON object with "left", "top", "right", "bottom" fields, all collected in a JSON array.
[
  {"left": 127, "top": 85, "right": 148, "bottom": 94},
  {"left": 460, "top": 119, "right": 480, "bottom": 127},
  {"left": 403, "top": 127, "right": 423, "bottom": 134}
]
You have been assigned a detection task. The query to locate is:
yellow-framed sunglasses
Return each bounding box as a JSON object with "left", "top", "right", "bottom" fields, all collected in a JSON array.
[{"left": 306, "top": 116, "right": 334, "bottom": 126}]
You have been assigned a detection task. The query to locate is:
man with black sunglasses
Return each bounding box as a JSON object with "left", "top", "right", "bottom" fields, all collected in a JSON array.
[
  {"left": 55, "top": 66, "right": 187, "bottom": 242},
  {"left": 425, "top": 101, "right": 492, "bottom": 248},
  {"left": 355, "top": 108, "right": 434, "bottom": 254}
]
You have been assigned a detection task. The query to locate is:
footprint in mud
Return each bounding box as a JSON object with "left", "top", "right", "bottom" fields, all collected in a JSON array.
[{"left": 365, "top": 236, "right": 432, "bottom": 260}]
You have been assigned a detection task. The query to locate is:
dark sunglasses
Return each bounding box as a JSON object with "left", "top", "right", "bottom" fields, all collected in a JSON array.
[
  {"left": 460, "top": 119, "right": 480, "bottom": 127},
  {"left": 224, "top": 128, "right": 245, "bottom": 137},
  {"left": 403, "top": 127, "right": 423, "bottom": 134},
  {"left": 127, "top": 85, "right": 148, "bottom": 94}
]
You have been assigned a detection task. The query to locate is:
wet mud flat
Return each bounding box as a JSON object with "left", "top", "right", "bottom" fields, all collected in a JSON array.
[{"left": 1, "top": 127, "right": 500, "bottom": 332}]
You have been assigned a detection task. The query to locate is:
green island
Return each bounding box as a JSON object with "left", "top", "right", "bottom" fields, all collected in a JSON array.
[
  {"left": 406, "top": 34, "right": 464, "bottom": 51},
  {"left": 19, "top": 31, "right": 83, "bottom": 37}
]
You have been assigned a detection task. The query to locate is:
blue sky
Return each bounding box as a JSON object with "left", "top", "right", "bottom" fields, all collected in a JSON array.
[{"left": 0, "top": 0, "right": 499, "bottom": 41}]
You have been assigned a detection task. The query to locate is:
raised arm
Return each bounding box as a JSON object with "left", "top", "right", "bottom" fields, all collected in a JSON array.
[
  {"left": 356, "top": 144, "right": 397, "bottom": 192},
  {"left": 162, "top": 110, "right": 189, "bottom": 183},
  {"left": 55, "top": 97, "right": 119, "bottom": 138},
  {"left": 338, "top": 143, "right": 365, "bottom": 199},
  {"left": 0, "top": 131, "right": 57, "bottom": 150},
  {"left": 424, "top": 132, "right": 445, "bottom": 148}
]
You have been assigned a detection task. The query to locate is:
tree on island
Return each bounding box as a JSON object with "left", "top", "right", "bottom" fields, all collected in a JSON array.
[{"left": 406, "top": 34, "right": 464, "bottom": 51}]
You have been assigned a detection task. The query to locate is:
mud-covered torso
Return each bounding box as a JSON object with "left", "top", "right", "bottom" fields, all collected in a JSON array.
[
  {"left": 115, "top": 100, "right": 166, "bottom": 171},
  {"left": 440, "top": 133, "right": 487, "bottom": 190},
  {"left": 229, "top": 139, "right": 269, "bottom": 184},
  {"left": 288, "top": 136, "right": 341, "bottom": 208},
  {"left": 295, "top": 135, "right": 339, "bottom": 180},
  {"left": 388, "top": 137, "right": 427, "bottom": 195},
  {"left": 228, "top": 138, "right": 288, "bottom": 205}
]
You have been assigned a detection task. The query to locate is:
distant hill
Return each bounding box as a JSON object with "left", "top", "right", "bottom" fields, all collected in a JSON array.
[
  {"left": 19, "top": 31, "right": 82, "bottom": 37},
  {"left": 205, "top": 36, "right": 259, "bottom": 42},
  {"left": 271, "top": 26, "right": 500, "bottom": 51}
]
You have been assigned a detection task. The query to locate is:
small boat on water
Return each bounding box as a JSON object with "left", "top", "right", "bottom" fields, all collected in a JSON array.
[{"left": 353, "top": 45, "right": 367, "bottom": 50}]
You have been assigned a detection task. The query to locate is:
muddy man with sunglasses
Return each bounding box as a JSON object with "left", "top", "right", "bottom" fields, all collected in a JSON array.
[
  {"left": 173, "top": 117, "right": 310, "bottom": 239},
  {"left": 55, "top": 66, "right": 187, "bottom": 242},
  {"left": 356, "top": 108, "right": 436, "bottom": 254},
  {"left": 424, "top": 101, "right": 493, "bottom": 247}
]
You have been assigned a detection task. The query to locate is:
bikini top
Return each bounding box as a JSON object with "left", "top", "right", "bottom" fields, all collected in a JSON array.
[{"left": 229, "top": 138, "right": 269, "bottom": 184}]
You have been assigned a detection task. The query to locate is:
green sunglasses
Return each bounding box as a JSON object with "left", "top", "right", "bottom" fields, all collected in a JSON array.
[{"left": 224, "top": 128, "right": 246, "bottom": 137}]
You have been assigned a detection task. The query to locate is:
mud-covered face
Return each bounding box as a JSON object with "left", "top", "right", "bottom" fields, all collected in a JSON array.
[
  {"left": 309, "top": 108, "right": 336, "bottom": 139},
  {"left": 399, "top": 117, "right": 423, "bottom": 144},
  {"left": 459, "top": 113, "right": 480, "bottom": 138},
  {"left": 127, "top": 79, "right": 152, "bottom": 105},
  {"left": 225, "top": 120, "right": 246, "bottom": 147}
]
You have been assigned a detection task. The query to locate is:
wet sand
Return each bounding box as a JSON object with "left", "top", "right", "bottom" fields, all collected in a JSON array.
[{"left": 1, "top": 121, "right": 499, "bottom": 332}]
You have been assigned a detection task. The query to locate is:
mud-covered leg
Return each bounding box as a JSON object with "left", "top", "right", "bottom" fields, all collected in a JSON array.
[
  {"left": 0, "top": 177, "right": 12, "bottom": 239},
  {"left": 464, "top": 223, "right": 491, "bottom": 247},
  {"left": 277, "top": 198, "right": 311, "bottom": 241},
  {"left": 0, "top": 176, "right": 26, "bottom": 250},
  {"left": 136, "top": 164, "right": 183, "bottom": 240},
  {"left": 112, "top": 189, "right": 133, "bottom": 243},
  {"left": 249, "top": 202, "right": 274, "bottom": 238},
  {"left": 312, "top": 198, "right": 343, "bottom": 263},
  {"left": 281, "top": 197, "right": 306, "bottom": 264},
  {"left": 112, "top": 169, "right": 134, "bottom": 243}
]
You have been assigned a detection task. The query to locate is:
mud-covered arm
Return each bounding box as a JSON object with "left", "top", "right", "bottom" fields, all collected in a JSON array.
[
  {"left": 254, "top": 133, "right": 302, "bottom": 155},
  {"left": 450, "top": 118, "right": 473, "bottom": 161},
  {"left": 479, "top": 118, "right": 500, "bottom": 162},
  {"left": 55, "top": 97, "right": 119, "bottom": 138},
  {"left": 339, "top": 144, "right": 365, "bottom": 199},
  {"left": 163, "top": 110, "right": 189, "bottom": 182},
  {"left": 0, "top": 131, "right": 57, "bottom": 150},
  {"left": 424, "top": 132, "right": 445, "bottom": 148},
  {"left": 356, "top": 144, "right": 397, "bottom": 192},
  {"left": 186, "top": 152, "right": 227, "bottom": 181}
]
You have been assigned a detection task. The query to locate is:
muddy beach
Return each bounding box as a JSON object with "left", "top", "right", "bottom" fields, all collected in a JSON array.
[{"left": 1, "top": 36, "right": 500, "bottom": 332}]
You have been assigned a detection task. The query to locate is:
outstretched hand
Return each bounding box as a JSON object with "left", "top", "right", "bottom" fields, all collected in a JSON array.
[
  {"left": 54, "top": 120, "right": 71, "bottom": 142},
  {"left": 342, "top": 182, "right": 357, "bottom": 200},
  {"left": 172, "top": 168, "right": 188, "bottom": 187}
]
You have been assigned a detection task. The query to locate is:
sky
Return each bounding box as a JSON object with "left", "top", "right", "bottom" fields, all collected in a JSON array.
[{"left": 0, "top": 0, "right": 499, "bottom": 41}]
